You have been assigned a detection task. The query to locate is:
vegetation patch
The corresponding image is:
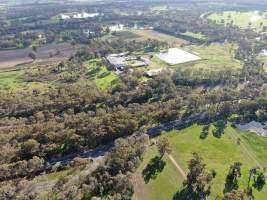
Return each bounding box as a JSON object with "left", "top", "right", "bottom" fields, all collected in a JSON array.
[
  {"left": 84, "top": 59, "right": 118, "bottom": 90},
  {"left": 0, "top": 69, "right": 24, "bottom": 90}
]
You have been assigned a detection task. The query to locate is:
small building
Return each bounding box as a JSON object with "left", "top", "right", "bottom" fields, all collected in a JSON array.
[
  {"left": 83, "top": 29, "right": 95, "bottom": 36},
  {"left": 145, "top": 68, "right": 163, "bottom": 77},
  {"left": 109, "top": 24, "right": 124, "bottom": 32},
  {"left": 260, "top": 49, "right": 267, "bottom": 56},
  {"left": 106, "top": 54, "right": 127, "bottom": 71},
  {"left": 106, "top": 53, "right": 151, "bottom": 73},
  {"left": 130, "top": 60, "right": 148, "bottom": 68},
  {"left": 60, "top": 14, "right": 71, "bottom": 20}
]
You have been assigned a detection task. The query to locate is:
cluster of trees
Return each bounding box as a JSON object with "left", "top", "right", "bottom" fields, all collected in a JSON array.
[
  {"left": 223, "top": 162, "right": 266, "bottom": 199},
  {"left": 73, "top": 38, "right": 168, "bottom": 62},
  {"left": 0, "top": 156, "right": 44, "bottom": 181},
  {"left": 50, "top": 133, "right": 149, "bottom": 200}
]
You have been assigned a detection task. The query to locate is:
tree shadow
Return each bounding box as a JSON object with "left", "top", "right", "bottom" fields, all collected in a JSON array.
[
  {"left": 200, "top": 125, "right": 210, "bottom": 140},
  {"left": 173, "top": 187, "right": 209, "bottom": 200},
  {"left": 223, "top": 174, "right": 239, "bottom": 193},
  {"left": 212, "top": 120, "right": 227, "bottom": 138},
  {"left": 142, "top": 156, "right": 166, "bottom": 183},
  {"left": 253, "top": 173, "right": 265, "bottom": 191}
]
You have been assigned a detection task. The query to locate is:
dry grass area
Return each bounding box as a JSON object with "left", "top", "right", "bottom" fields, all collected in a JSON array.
[
  {"left": 130, "top": 29, "right": 188, "bottom": 46},
  {"left": 0, "top": 43, "right": 83, "bottom": 69}
]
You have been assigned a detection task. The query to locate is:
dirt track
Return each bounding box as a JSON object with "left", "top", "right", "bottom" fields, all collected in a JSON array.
[{"left": 167, "top": 154, "right": 187, "bottom": 179}]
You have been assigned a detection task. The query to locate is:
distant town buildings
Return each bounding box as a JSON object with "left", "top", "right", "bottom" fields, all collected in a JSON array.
[
  {"left": 59, "top": 12, "right": 101, "bottom": 20},
  {"left": 109, "top": 24, "right": 125, "bottom": 32},
  {"left": 260, "top": 49, "right": 267, "bottom": 56}
]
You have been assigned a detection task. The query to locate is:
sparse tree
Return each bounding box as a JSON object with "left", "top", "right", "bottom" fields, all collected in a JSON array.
[
  {"left": 28, "top": 52, "right": 37, "bottom": 60},
  {"left": 183, "top": 152, "right": 215, "bottom": 199},
  {"left": 157, "top": 137, "right": 171, "bottom": 158}
]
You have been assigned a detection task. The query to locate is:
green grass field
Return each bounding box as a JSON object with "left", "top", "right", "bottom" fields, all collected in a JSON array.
[
  {"left": 0, "top": 68, "right": 52, "bottom": 92},
  {"left": 185, "top": 43, "right": 242, "bottom": 70},
  {"left": 135, "top": 124, "right": 267, "bottom": 200},
  {"left": 0, "top": 69, "right": 24, "bottom": 90},
  {"left": 208, "top": 11, "right": 267, "bottom": 32},
  {"left": 84, "top": 59, "right": 118, "bottom": 90},
  {"left": 180, "top": 31, "right": 207, "bottom": 40},
  {"left": 150, "top": 43, "right": 242, "bottom": 72}
]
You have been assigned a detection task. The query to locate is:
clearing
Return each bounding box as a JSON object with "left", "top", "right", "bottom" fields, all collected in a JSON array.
[
  {"left": 135, "top": 124, "right": 267, "bottom": 200},
  {"left": 130, "top": 29, "right": 188, "bottom": 46},
  {"left": 148, "top": 43, "right": 242, "bottom": 72},
  {"left": 84, "top": 59, "right": 118, "bottom": 90},
  {"left": 0, "top": 68, "right": 51, "bottom": 92}
]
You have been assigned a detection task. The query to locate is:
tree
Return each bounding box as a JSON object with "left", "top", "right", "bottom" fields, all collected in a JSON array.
[
  {"left": 253, "top": 171, "right": 265, "bottom": 191},
  {"left": 224, "top": 162, "right": 242, "bottom": 193},
  {"left": 29, "top": 51, "right": 37, "bottom": 60},
  {"left": 32, "top": 46, "right": 37, "bottom": 52},
  {"left": 20, "top": 139, "right": 40, "bottom": 159},
  {"left": 248, "top": 167, "right": 258, "bottom": 189},
  {"left": 223, "top": 189, "right": 252, "bottom": 200},
  {"left": 157, "top": 137, "right": 171, "bottom": 158},
  {"left": 182, "top": 152, "right": 214, "bottom": 199}
]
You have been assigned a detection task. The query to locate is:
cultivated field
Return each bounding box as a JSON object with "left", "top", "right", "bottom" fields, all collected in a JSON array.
[
  {"left": 0, "top": 43, "right": 83, "bottom": 69},
  {"left": 134, "top": 124, "right": 267, "bottom": 200},
  {"left": 208, "top": 11, "right": 267, "bottom": 32}
]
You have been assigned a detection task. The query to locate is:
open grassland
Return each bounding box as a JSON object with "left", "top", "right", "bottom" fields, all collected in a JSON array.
[
  {"left": 150, "top": 5, "right": 168, "bottom": 12},
  {"left": 186, "top": 43, "right": 242, "bottom": 70},
  {"left": 103, "top": 29, "right": 187, "bottom": 47},
  {"left": 135, "top": 124, "right": 267, "bottom": 200},
  {"left": 180, "top": 31, "right": 207, "bottom": 40},
  {"left": 208, "top": 11, "right": 267, "bottom": 32},
  {"left": 0, "top": 69, "right": 51, "bottom": 92},
  {"left": 0, "top": 69, "right": 24, "bottom": 90},
  {"left": 150, "top": 43, "right": 242, "bottom": 72},
  {"left": 130, "top": 29, "right": 188, "bottom": 46},
  {"left": 84, "top": 59, "right": 118, "bottom": 90},
  {"left": 159, "top": 43, "right": 242, "bottom": 71}
]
